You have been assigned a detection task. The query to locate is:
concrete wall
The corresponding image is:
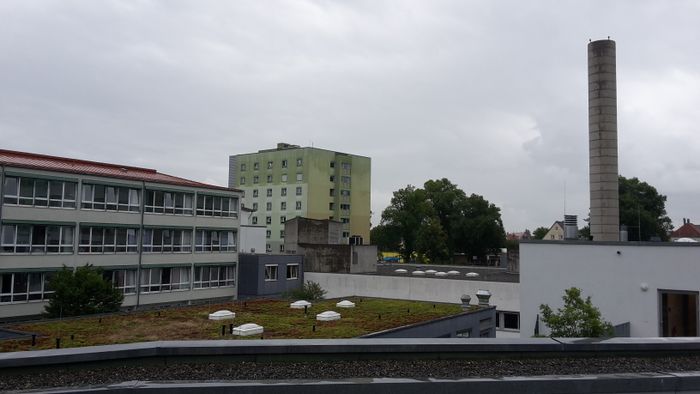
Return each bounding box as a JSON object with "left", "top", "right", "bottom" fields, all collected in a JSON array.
[
  {"left": 306, "top": 272, "right": 519, "bottom": 312},
  {"left": 520, "top": 241, "right": 700, "bottom": 337},
  {"left": 300, "top": 245, "right": 350, "bottom": 273},
  {"left": 362, "top": 307, "right": 496, "bottom": 338},
  {"left": 240, "top": 225, "right": 266, "bottom": 254},
  {"left": 238, "top": 254, "right": 304, "bottom": 297},
  {"left": 350, "top": 245, "right": 377, "bottom": 273}
]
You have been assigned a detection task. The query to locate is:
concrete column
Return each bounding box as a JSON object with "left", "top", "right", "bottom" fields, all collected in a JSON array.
[{"left": 588, "top": 39, "right": 619, "bottom": 241}]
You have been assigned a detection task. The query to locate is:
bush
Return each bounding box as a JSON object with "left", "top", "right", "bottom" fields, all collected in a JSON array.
[
  {"left": 287, "top": 280, "right": 327, "bottom": 301},
  {"left": 45, "top": 265, "right": 124, "bottom": 318},
  {"left": 539, "top": 287, "right": 613, "bottom": 337}
]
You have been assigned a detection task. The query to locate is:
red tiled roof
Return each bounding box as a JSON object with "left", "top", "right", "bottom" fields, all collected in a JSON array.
[
  {"left": 0, "top": 149, "right": 238, "bottom": 192},
  {"left": 671, "top": 223, "right": 700, "bottom": 238}
]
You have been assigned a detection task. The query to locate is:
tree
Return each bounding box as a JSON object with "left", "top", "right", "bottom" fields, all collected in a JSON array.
[
  {"left": 416, "top": 216, "right": 450, "bottom": 263},
  {"left": 539, "top": 287, "right": 613, "bottom": 337},
  {"left": 370, "top": 224, "right": 402, "bottom": 253},
  {"left": 533, "top": 226, "right": 549, "bottom": 240},
  {"left": 423, "top": 178, "right": 468, "bottom": 255},
  {"left": 45, "top": 265, "right": 124, "bottom": 318},
  {"left": 380, "top": 185, "right": 433, "bottom": 262},
  {"left": 619, "top": 176, "right": 673, "bottom": 241},
  {"left": 452, "top": 193, "right": 506, "bottom": 259}
]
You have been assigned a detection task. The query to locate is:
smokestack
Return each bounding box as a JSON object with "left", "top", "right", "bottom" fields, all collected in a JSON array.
[{"left": 588, "top": 39, "right": 620, "bottom": 241}]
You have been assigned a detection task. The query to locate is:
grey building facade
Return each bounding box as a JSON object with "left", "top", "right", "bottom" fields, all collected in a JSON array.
[
  {"left": 0, "top": 149, "right": 243, "bottom": 319},
  {"left": 238, "top": 254, "right": 304, "bottom": 297}
]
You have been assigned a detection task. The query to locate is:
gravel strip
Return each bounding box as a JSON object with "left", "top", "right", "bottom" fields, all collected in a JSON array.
[{"left": 3, "top": 356, "right": 700, "bottom": 391}]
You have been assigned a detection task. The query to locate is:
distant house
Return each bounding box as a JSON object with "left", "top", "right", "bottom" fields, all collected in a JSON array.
[
  {"left": 670, "top": 218, "right": 700, "bottom": 242},
  {"left": 506, "top": 230, "right": 531, "bottom": 241},
  {"left": 543, "top": 221, "right": 565, "bottom": 241}
]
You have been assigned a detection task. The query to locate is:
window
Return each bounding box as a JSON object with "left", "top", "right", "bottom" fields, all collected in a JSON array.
[
  {"left": 240, "top": 163, "right": 246, "bottom": 171},
  {"left": 280, "top": 201, "right": 286, "bottom": 210},
  {"left": 0, "top": 272, "right": 54, "bottom": 304},
  {"left": 281, "top": 174, "right": 288, "bottom": 182},
  {"left": 194, "top": 229, "right": 237, "bottom": 252},
  {"left": 142, "top": 228, "right": 192, "bottom": 253},
  {"left": 341, "top": 176, "right": 351, "bottom": 187},
  {"left": 253, "top": 162, "right": 259, "bottom": 170},
  {"left": 280, "top": 244, "right": 285, "bottom": 252},
  {"left": 340, "top": 190, "right": 351, "bottom": 196},
  {"left": 194, "top": 265, "right": 236, "bottom": 288},
  {"left": 329, "top": 189, "right": 335, "bottom": 196},
  {"left": 281, "top": 188, "right": 287, "bottom": 196},
  {"left": 82, "top": 183, "right": 140, "bottom": 212},
  {"left": 281, "top": 159, "right": 288, "bottom": 168},
  {"left": 240, "top": 176, "right": 246, "bottom": 185},
  {"left": 280, "top": 230, "right": 285, "bottom": 238},
  {"left": 266, "top": 202, "right": 272, "bottom": 211},
  {"left": 79, "top": 226, "right": 138, "bottom": 254},
  {"left": 342, "top": 231, "right": 350, "bottom": 238},
  {"left": 286, "top": 264, "right": 299, "bottom": 280},
  {"left": 329, "top": 203, "right": 334, "bottom": 210},
  {"left": 330, "top": 161, "right": 335, "bottom": 168},
  {"left": 266, "top": 188, "right": 272, "bottom": 197},
  {"left": 267, "top": 161, "right": 273, "bottom": 169},
  {"left": 280, "top": 216, "right": 286, "bottom": 223},
  {"left": 296, "top": 158, "right": 303, "bottom": 166},
  {"left": 253, "top": 176, "right": 259, "bottom": 184},
  {"left": 252, "top": 202, "right": 258, "bottom": 210},
  {"left": 103, "top": 269, "right": 137, "bottom": 295},
  {"left": 253, "top": 189, "right": 259, "bottom": 197},
  {"left": 145, "top": 190, "right": 193, "bottom": 215},
  {"left": 252, "top": 216, "right": 258, "bottom": 224},
  {"left": 341, "top": 218, "right": 350, "bottom": 224},
  {"left": 340, "top": 204, "right": 350, "bottom": 211},
  {"left": 266, "top": 230, "right": 271, "bottom": 238},
  {"left": 266, "top": 216, "right": 272, "bottom": 224},
  {"left": 3, "top": 176, "right": 77, "bottom": 208},
  {"left": 267, "top": 175, "right": 273, "bottom": 183},
  {"left": 296, "top": 186, "right": 302, "bottom": 196},
  {"left": 139, "top": 267, "right": 191, "bottom": 293},
  {"left": 195, "top": 194, "right": 238, "bottom": 218},
  {"left": 329, "top": 175, "right": 335, "bottom": 182},
  {"left": 264, "top": 265, "right": 278, "bottom": 281},
  {"left": 456, "top": 328, "right": 472, "bottom": 338},
  {"left": 296, "top": 173, "right": 303, "bottom": 182},
  {"left": 2, "top": 224, "right": 74, "bottom": 254},
  {"left": 295, "top": 201, "right": 302, "bottom": 210},
  {"left": 266, "top": 243, "right": 271, "bottom": 252}
]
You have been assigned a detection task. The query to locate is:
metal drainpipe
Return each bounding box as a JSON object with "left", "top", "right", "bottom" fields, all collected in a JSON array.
[{"left": 135, "top": 181, "right": 146, "bottom": 309}]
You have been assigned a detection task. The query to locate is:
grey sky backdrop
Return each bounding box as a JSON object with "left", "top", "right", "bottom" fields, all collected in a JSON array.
[{"left": 1, "top": 1, "right": 699, "bottom": 232}]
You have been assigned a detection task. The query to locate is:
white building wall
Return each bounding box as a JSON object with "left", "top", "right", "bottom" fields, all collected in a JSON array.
[
  {"left": 239, "top": 225, "right": 266, "bottom": 254},
  {"left": 520, "top": 241, "right": 700, "bottom": 338},
  {"left": 306, "top": 272, "right": 519, "bottom": 312}
]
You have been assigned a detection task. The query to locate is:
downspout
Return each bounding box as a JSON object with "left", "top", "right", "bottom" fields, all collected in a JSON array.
[{"left": 135, "top": 181, "right": 146, "bottom": 309}]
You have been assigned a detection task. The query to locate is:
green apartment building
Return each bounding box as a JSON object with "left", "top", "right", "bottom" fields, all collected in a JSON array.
[{"left": 228, "top": 143, "right": 370, "bottom": 253}]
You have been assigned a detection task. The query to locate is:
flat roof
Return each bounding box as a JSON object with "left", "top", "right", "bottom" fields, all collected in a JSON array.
[{"left": 0, "top": 149, "right": 240, "bottom": 193}]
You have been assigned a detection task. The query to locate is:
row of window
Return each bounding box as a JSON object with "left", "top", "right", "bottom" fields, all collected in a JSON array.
[
  {"left": 3, "top": 176, "right": 238, "bottom": 218},
  {"left": 251, "top": 201, "right": 303, "bottom": 212},
  {"left": 241, "top": 158, "right": 303, "bottom": 172},
  {"left": 264, "top": 264, "right": 299, "bottom": 281},
  {"left": 251, "top": 215, "right": 287, "bottom": 225},
  {"left": 0, "top": 272, "right": 54, "bottom": 303},
  {"left": 1, "top": 224, "right": 237, "bottom": 255},
  {"left": 266, "top": 230, "right": 285, "bottom": 238},
  {"left": 0, "top": 265, "right": 237, "bottom": 304},
  {"left": 240, "top": 174, "right": 303, "bottom": 185},
  {"left": 252, "top": 186, "right": 303, "bottom": 198}
]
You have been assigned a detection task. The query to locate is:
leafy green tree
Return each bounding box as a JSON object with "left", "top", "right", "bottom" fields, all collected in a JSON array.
[
  {"left": 45, "top": 265, "right": 123, "bottom": 317},
  {"left": 533, "top": 226, "right": 549, "bottom": 240},
  {"left": 452, "top": 193, "right": 506, "bottom": 259},
  {"left": 370, "top": 223, "right": 402, "bottom": 253},
  {"left": 423, "top": 178, "right": 467, "bottom": 255},
  {"left": 416, "top": 216, "right": 450, "bottom": 263},
  {"left": 381, "top": 185, "right": 433, "bottom": 262},
  {"left": 619, "top": 176, "right": 673, "bottom": 241},
  {"left": 540, "top": 287, "right": 613, "bottom": 337}
]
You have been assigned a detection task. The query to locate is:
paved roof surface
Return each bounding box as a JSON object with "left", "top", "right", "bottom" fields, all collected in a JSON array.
[{"left": 0, "top": 149, "right": 238, "bottom": 192}]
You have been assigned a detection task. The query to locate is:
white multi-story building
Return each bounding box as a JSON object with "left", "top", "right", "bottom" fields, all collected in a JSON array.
[{"left": 0, "top": 149, "right": 243, "bottom": 319}]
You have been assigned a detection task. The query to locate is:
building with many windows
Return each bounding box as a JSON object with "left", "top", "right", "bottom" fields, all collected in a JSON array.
[
  {"left": 228, "top": 143, "right": 371, "bottom": 254},
  {"left": 0, "top": 149, "right": 242, "bottom": 319}
]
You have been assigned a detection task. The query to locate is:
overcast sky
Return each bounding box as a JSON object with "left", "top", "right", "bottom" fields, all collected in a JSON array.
[{"left": 1, "top": 1, "right": 699, "bottom": 232}]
